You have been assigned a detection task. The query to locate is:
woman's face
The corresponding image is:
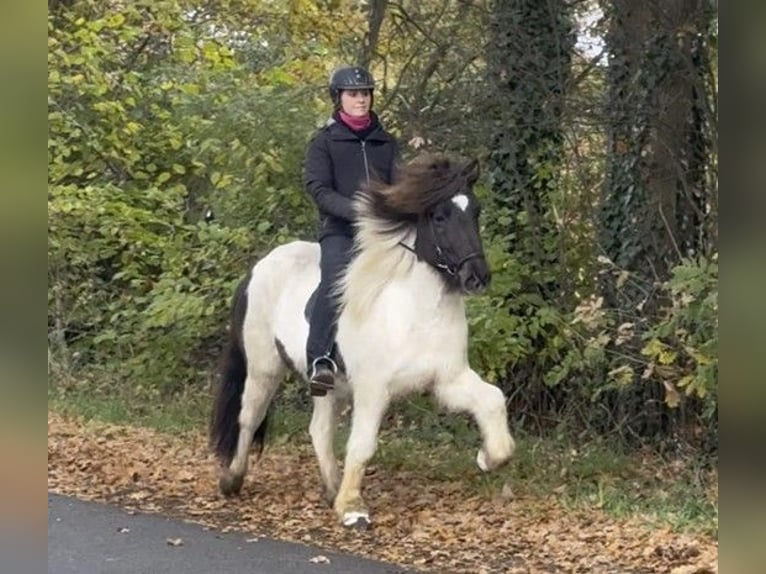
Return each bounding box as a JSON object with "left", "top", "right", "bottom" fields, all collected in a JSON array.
[{"left": 339, "top": 89, "right": 372, "bottom": 116}]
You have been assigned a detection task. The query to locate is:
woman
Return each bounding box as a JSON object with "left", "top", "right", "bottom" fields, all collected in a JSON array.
[{"left": 303, "top": 65, "right": 399, "bottom": 396}]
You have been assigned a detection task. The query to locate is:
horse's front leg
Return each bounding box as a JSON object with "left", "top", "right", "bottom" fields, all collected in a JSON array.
[
  {"left": 334, "top": 390, "right": 388, "bottom": 528},
  {"left": 309, "top": 393, "right": 341, "bottom": 505},
  {"left": 434, "top": 368, "right": 515, "bottom": 471}
]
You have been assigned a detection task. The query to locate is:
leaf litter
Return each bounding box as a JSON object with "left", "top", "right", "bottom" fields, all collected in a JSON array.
[{"left": 48, "top": 412, "right": 717, "bottom": 573}]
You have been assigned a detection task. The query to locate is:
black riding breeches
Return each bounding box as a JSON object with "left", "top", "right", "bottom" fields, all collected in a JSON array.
[{"left": 306, "top": 234, "right": 354, "bottom": 372}]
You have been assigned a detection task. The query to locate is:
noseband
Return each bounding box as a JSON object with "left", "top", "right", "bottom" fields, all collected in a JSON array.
[{"left": 433, "top": 246, "right": 484, "bottom": 277}]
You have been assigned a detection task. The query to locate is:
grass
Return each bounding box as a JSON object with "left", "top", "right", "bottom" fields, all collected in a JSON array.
[
  {"left": 48, "top": 374, "right": 718, "bottom": 536},
  {"left": 373, "top": 428, "right": 717, "bottom": 535},
  {"left": 48, "top": 371, "right": 211, "bottom": 435}
]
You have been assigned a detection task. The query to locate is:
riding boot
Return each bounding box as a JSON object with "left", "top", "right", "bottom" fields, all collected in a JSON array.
[{"left": 309, "top": 356, "right": 339, "bottom": 396}]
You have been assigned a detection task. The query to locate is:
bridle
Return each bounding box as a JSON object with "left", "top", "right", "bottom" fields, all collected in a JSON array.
[{"left": 399, "top": 216, "right": 484, "bottom": 277}]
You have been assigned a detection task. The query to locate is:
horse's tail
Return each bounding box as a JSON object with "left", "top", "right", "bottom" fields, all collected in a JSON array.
[{"left": 209, "top": 274, "right": 268, "bottom": 465}]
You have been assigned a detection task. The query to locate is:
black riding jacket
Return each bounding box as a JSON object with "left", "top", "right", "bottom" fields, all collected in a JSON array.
[{"left": 303, "top": 111, "right": 399, "bottom": 238}]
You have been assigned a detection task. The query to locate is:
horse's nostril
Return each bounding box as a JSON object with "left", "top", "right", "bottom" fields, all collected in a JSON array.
[
  {"left": 460, "top": 263, "right": 490, "bottom": 293},
  {"left": 465, "top": 273, "right": 481, "bottom": 291}
]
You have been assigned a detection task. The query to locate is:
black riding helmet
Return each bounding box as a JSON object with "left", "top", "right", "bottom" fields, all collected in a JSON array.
[{"left": 328, "top": 66, "right": 375, "bottom": 108}]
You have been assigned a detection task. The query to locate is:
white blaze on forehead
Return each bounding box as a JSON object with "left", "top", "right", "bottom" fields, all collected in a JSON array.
[{"left": 452, "top": 194, "right": 469, "bottom": 212}]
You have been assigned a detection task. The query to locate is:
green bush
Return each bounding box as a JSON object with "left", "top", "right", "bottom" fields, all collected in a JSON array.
[
  {"left": 465, "top": 243, "right": 718, "bottom": 442},
  {"left": 641, "top": 255, "right": 718, "bottom": 418},
  {"left": 48, "top": 2, "right": 319, "bottom": 393},
  {"left": 48, "top": 180, "right": 252, "bottom": 389}
]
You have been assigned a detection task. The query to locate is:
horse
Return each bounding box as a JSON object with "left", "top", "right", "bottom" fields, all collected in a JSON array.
[{"left": 209, "top": 153, "right": 515, "bottom": 528}]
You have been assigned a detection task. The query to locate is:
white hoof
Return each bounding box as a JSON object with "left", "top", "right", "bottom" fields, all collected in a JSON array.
[
  {"left": 342, "top": 511, "right": 371, "bottom": 529},
  {"left": 476, "top": 449, "right": 490, "bottom": 472}
]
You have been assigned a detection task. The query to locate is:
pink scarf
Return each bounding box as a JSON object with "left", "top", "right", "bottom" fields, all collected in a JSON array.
[{"left": 339, "top": 110, "right": 372, "bottom": 132}]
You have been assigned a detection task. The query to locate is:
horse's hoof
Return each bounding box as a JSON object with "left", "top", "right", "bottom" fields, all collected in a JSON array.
[
  {"left": 342, "top": 511, "right": 371, "bottom": 530},
  {"left": 476, "top": 448, "right": 490, "bottom": 472},
  {"left": 219, "top": 469, "right": 244, "bottom": 497}
]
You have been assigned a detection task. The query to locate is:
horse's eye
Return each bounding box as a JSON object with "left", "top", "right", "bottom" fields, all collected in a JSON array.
[{"left": 432, "top": 211, "right": 447, "bottom": 224}]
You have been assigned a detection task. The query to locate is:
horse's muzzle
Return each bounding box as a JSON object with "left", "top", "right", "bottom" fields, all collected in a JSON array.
[{"left": 459, "top": 259, "right": 491, "bottom": 294}]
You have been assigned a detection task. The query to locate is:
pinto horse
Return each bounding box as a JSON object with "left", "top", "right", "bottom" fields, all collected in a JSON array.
[{"left": 210, "top": 154, "right": 515, "bottom": 528}]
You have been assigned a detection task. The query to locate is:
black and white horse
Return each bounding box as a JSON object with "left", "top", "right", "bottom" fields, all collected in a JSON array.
[{"left": 210, "top": 154, "right": 515, "bottom": 527}]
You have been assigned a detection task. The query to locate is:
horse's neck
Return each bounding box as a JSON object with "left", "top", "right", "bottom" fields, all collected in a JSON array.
[{"left": 340, "top": 225, "right": 454, "bottom": 323}]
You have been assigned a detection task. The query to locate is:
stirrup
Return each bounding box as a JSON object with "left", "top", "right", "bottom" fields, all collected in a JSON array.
[{"left": 309, "top": 357, "right": 338, "bottom": 396}]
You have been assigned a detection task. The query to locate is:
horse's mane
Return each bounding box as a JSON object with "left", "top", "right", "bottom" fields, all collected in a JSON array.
[
  {"left": 364, "top": 153, "right": 468, "bottom": 219},
  {"left": 338, "top": 153, "right": 466, "bottom": 320}
]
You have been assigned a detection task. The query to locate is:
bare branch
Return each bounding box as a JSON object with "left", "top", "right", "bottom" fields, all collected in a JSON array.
[{"left": 360, "top": 0, "right": 389, "bottom": 68}]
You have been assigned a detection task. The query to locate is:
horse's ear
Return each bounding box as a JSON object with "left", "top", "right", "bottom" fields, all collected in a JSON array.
[{"left": 463, "top": 159, "right": 480, "bottom": 186}]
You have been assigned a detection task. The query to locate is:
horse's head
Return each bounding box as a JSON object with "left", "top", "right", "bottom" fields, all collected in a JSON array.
[
  {"left": 362, "top": 153, "right": 490, "bottom": 295},
  {"left": 413, "top": 158, "right": 489, "bottom": 294}
]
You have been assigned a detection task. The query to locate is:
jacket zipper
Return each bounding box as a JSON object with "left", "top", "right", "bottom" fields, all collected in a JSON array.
[{"left": 360, "top": 140, "right": 370, "bottom": 183}]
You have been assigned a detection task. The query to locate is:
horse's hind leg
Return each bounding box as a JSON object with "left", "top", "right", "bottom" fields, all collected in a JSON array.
[
  {"left": 220, "top": 360, "right": 283, "bottom": 496},
  {"left": 309, "top": 395, "right": 341, "bottom": 505},
  {"left": 434, "top": 368, "right": 515, "bottom": 471}
]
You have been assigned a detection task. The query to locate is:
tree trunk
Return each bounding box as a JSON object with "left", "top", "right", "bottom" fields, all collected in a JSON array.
[
  {"left": 360, "top": 0, "right": 389, "bottom": 69},
  {"left": 487, "top": 0, "right": 574, "bottom": 295},
  {"left": 600, "top": 0, "right": 715, "bottom": 278},
  {"left": 599, "top": 0, "right": 717, "bottom": 439},
  {"left": 486, "top": 0, "right": 575, "bottom": 410}
]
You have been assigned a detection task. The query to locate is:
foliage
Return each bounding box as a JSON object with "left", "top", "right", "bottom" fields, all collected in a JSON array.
[
  {"left": 486, "top": 0, "right": 575, "bottom": 276},
  {"left": 465, "top": 245, "right": 718, "bottom": 447},
  {"left": 367, "top": 1, "right": 492, "bottom": 153},
  {"left": 599, "top": 0, "right": 717, "bottom": 276},
  {"left": 641, "top": 255, "right": 718, "bottom": 416},
  {"left": 48, "top": 181, "right": 252, "bottom": 390},
  {"left": 482, "top": 0, "right": 579, "bottom": 403},
  {"left": 592, "top": 0, "right": 718, "bottom": 443},
  {"left": 467, "top": 233, "right": 580, "bottom": 388},
  {"left": 48, "top": 0, "right": 332, "bottom": 389},
  {"left": 48, "top": 0, "right": 718, "bottom": 452}
]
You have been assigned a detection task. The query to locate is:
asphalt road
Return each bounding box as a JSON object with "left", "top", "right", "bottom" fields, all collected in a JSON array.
[{"left": 48, "top": 494, "right": 415, "bottom": 574}]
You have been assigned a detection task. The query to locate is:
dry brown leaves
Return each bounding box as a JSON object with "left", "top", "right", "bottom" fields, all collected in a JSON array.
[{"left": 48, "top": 412, "right": 717, "bottom": 573}]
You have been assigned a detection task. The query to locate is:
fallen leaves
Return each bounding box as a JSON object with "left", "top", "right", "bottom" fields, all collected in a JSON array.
[{"left": 47, "top": 412, "right": 718, "bottom": 574}]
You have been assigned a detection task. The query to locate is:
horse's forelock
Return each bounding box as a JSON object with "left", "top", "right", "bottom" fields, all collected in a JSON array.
[{"left": 361, "top": 154, "right": 468, "bottom": 220}]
